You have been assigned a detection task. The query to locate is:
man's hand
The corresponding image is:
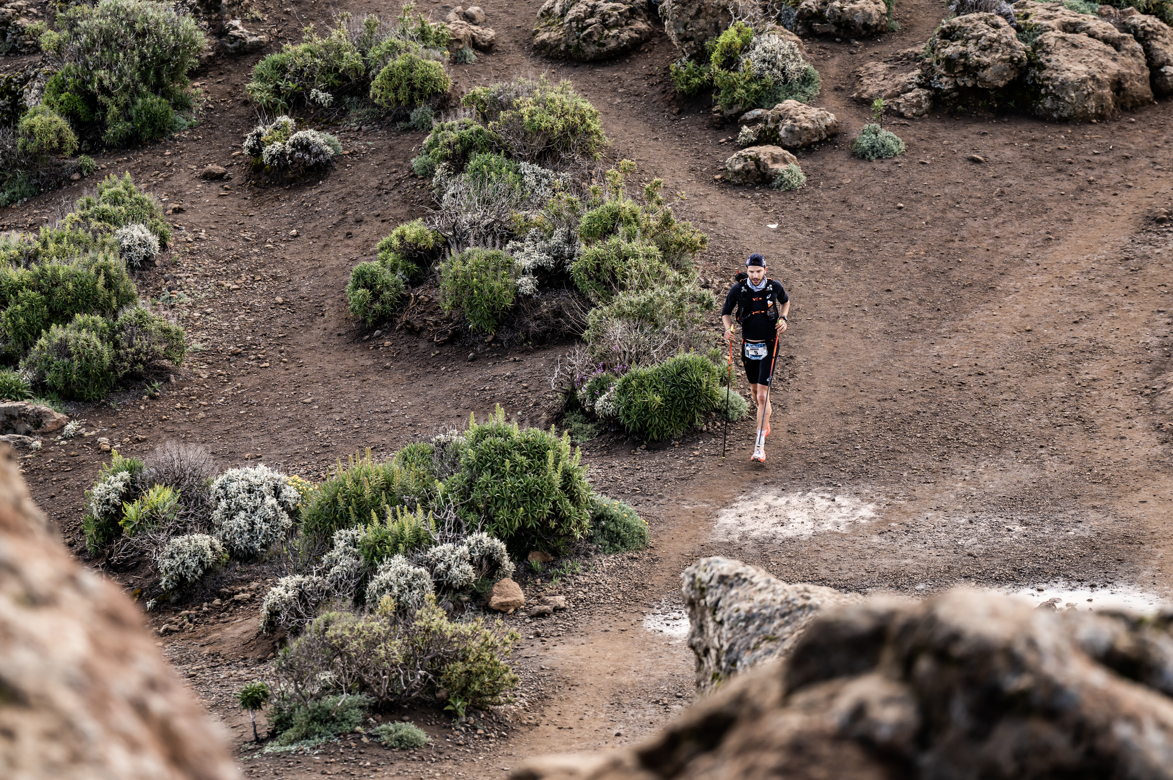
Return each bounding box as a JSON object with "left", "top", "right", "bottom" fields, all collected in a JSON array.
[
  {"left": 776, "top": 320, "right": 788, "bottom": 334},
  {"left": 725, "top": 327, "right": 736, "bottom": 345}
]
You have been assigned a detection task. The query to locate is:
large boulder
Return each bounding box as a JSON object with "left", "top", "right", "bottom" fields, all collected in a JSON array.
[
  {"left": 1113, "top": 8, "right": 1173, "bottom": 95},
  {"left": 922, "top": 13, "right": 1028, "bottom": 93},
  {"left": 221, "top": 18, "right": 267, "bottom": 54},
  {"left": 533, "top": 0, "right": 653, "bottom": 61},
  {"left": 0, "top": 401, "right": 68, "bottom": 437},
  {"left": 794, "top": 0, "right": 889, "bottom": 38},
  {"left": 724, "top": 145, "right": 798, "bottom": 185},
  {"left": 738, "top": 100, "right": 839, "bottom": 149},
  {"left": 852, "top": 47, "right": 933, "bottom": 117},
  {"left": 1015, "top": 0, "right": 1152, "bottom": 120},
  {"left": 513, "top": 585, "right": 1173, "bottom": 780},
  {"left": 660, "top": 0, "right": 732, "bottom": 60},
  {"left": 683, "top": 557, "right": 859, "bottom": 692},
  {"left": 0, "top": 444, "right": 241, "bottom": 780},
  {"left": 446, "top": 7, "right": 496, "bottom": 51}
]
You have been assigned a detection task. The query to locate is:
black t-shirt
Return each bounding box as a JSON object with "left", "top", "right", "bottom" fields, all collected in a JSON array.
[{"left": 722, "top": 279, "right": 788, "bottom": 342}]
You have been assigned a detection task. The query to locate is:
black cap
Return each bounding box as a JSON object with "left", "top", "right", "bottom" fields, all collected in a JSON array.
[{"left": 746, "top": 253, "right": 766, "bottom": 268}]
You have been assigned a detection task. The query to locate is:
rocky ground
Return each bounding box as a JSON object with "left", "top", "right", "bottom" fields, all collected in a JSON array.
[{"left": 5, "top": 0, "right": 1173, "bottom": 774}]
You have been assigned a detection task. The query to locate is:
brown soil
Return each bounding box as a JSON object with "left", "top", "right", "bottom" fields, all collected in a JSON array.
[{"left": 9, "top": 0, "right": 1173, "bottom": 775}]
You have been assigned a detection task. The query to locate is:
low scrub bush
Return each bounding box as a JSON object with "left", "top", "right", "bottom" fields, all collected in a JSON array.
[
  {"left": 570, "top": 238, "right": 661, "bottom": 304},
  {"left": 589, "top": 496, "right": 648, "bottom": 553},
  {"left": 157, "top": 533, "right": 227, "bottom": 592},
  {"left": 376, "top": 219, "right": 446, "bottom": 282},
  {"left": 273, "top": 596, "right": 518, "bottom": 712},
  {"left": 320, "top": 528, "right": 366, "bottom": 597},
  {"left": 439, "top": 248, "right": 517, "bottom": 334},
  {"left": 718, "top": 389, "right": 750, "bottom": 421},
  {"left": 301, "top": 450, "right": 430, "bottom": 539},
  {"left": 347, "top": 261, "right": 405, "bottom": 326},
  {"left": 82, "top": 451, "right": 143, "bottom": 552},
  {"left": 374, "top": 722, "right": 429, "bottom": 749},
  {"left": 41, "top": 0, "right": 205, "bottom": 147},
  {"left": 247, "top": 10, "right": 450, "bottom": 113},
  {"left": 370, "top": 52, "right": 451, "bottom": 109},
  {"left": 20, "top": 318, "right": 115, "bottom": 401},
  {"left": 62, "top": 173, "right": 171, "bottom": 247},
  {"left": 120, "top": 483, "right": 179, "bottom": 537},
  {"left": 210, "top": 465, "right": 300, "bottom": 558},
  {"left": 582, "top": 281, "right": 716, "bottom": 369},
  {"left": 0, "top": 368, "right": 31, "bottom": 400},
  {"left": 365, "top": 554, "right": 434, "bottom": 611},
  {"left": 17, "top": 105, "right": 78, "bottom": 160},
  {"left": 0, "top": 224, "right": 117, "bottom": 269},
  {"left": 669, "top": 59, "right": 713, "bottom": 97},
  {"left": 444, "top": 406, "right": 592, "bottom": 555},
  {"left": 413, "top": 118, "right": 497, "bottom": 177},
  {"left": 852, "top": 123, "right": 905, "bottom": 160},
  {"left": 110, "top": 305, "right": 185, "bottom": 379},
  {"left": 614, "top": 353, "right": 723, "bottom": 441},
  {"left": 463, "top": 76, "right": 607, "bottom": 165},
  {"left": 268, "top": 692, "right": 372, "bottom": 746},
  {"left": 772, "top": 163, "right": 806, "bottom": 191},
  {"left": 261, "top": 573, "right": 335, "bottom": 635},
  {"left": 114, "top": 223, "right": 160, "bottom": 269},
  {"left": 244, "top": 116, "right": 342, "bottom": 178},
  {"left": 141, "top": 441, "right": 217, "bottom": 526}
]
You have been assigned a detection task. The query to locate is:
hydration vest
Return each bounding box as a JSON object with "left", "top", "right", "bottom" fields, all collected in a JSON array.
[{"left": 736, "top": 279, "right": 779, "bottom": 325}]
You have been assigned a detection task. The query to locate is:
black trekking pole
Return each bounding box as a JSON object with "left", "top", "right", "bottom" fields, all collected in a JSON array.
[{"left": 722, "top": 336, "right": 733, "bottom": 459}]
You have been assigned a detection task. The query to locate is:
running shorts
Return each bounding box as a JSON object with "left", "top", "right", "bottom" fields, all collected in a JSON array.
[{"left": 742, "top": 339, "right": 775, "bottom": 386}]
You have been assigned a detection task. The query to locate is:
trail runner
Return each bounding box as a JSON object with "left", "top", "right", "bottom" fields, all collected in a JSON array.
[{"left": 722, "top": 253, "right": 789, "bottom": 463}]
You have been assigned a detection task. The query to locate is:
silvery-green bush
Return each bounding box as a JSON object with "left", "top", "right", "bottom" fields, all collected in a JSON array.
[
  {"left": 364, "top": 554, "right": 433, "bottom": 612},
  {"left": 114, "top": 222, "right": 159, "bottom": 270},
  {"left": 321, "top": 527, "right": 366, "bottom": 596},
  {"left": 156, "top": 533, "right": 226, "bottom": 591},
  {"left": 210, "top": 465, "right": 299, "bottom": 558},
  {"left": 463, "top": 532, "right": 514, "bottom": 583},
  {"left": 421, "top": 542, "right": 475, "bottom": 591},
  {"left": 261, "top": 573, "right": 332, "bottom": 635}
]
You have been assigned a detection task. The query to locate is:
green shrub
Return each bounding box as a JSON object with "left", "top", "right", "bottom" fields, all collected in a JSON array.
[
  {"left": 42, "top": 0, "right": 205, "bottom": 147},
  {"left": 375, "top": 219, "right": 445, "bottom": 281},
  {"left": 248, "top": 10, "right": 450, "bottom": 113},
  {"left": 453, "top": 46, "right": 476, "bottom": 64},
  {"left": 370, "top": 52, "right": 451, "bottom": 108},
  {"left": 20, "top": 319, "right": 115, "bottom": 401},
  {"left": 361, "top": 505, "right": 437, "bottom": 567},
  {"left": 418, "top": 118, "right": 497, "bottom": 174},
  {"left": 269, "top": 692, "right": 373, "bottom": 746},
  {"left": 705, "top": 24, "right": 821, "bottom": 111},
  {"left": 444, "top": 406, "right": 592, "bottom": 555},
  {"left": 111, "top": 305, "right": 185, "bottom": 378},
  {"left": 404, "top": 104, "right": 435, "bottom": 131},
  {"left": 0, "top": 224, "right": 117, "bottom": 268},
  {"left": 852, "top": 123, "right": 905, "bottom": 160},
  {"left": 373, "top": 722, "right": 429, "bottom": 749},
  {"left": 577, "top": 164, "right": 707, "bottom": 270},
  {"left": 439, "top": 248, "right": 517, "bottom": 334},
  {"left": 614, "top": 353, "right": 723, "bottom": 441},
  {"left": 0, "top": 369, "right": 30, "bottom": 400},
  {"left": 300, "top": 450, "right": 430, "bottom": 539},
  {"left": 463, "top": 76, "right": 607, "bottom": 165},
  {"left": 244, "top": 116, "right": 342, "bottom": 177},
  {"left": 718, "top": 389, "right": 750, "bottom": 421},
  {"left": 17, "top": 105, "right": 79, "bottom": 160},
  {"left": 465, "top": 152, "right": 522, "bottom": 191},
  {"left": 119, "top": 483, "right": 179, "bottom": 536},
  {"left": 772, "top": 163, "right": 806, "bottom": 191},
  {"left": 273, "top": 597, "right": 517, "bottom": 713},
  {"left": 347, "top": 260, "right": 406, "bottom": 326},
  {"left": 82, "top": 451, "right": 143, "bottom": 552},
  {"left": 669, "top": 59, "right": 713, "bottom": 97},
  {"left": 589, "top": 496, "right": 648, "bottom": 553},
  {"left": 0, "top": 254, "right": 137, "bottom": 362},
  {"left": 62, "top": 173, "right": 170, "bottom": 247},
  {"left": 571, "top": 238, "right": 662, "bottom": 304},
  {"left": 0, "top": 173, "right": 37, "bottom": 208},
  {"left": 1062, "top": 0, "right": 1100, "bottom": 12},
  {"left": 583, "top": 281, "right": 715, "bottom": 363}
]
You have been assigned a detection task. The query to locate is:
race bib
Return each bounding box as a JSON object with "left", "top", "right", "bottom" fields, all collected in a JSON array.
[{"left": 744, "top": 341, "right": 768, "bottom": 361}]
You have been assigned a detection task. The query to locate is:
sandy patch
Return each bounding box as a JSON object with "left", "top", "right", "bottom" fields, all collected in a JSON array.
[{"left": 712, "top": 490, "right": 879, "bottom": 542}]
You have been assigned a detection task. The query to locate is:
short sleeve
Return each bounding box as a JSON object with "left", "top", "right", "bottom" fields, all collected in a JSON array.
[
  {"left": 721, "top": 284, "right": 740, "bottom": 317},
  {"left": 773, "top": 280, "right": 789, "bottom": 304}
]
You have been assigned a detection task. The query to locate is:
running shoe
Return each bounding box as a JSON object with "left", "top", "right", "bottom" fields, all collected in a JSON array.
[
  {"left": 764, "top": 423, "right": 770, "bottom": 437},
  {"left": 751, "top": 447, "right": 766, "bottom": 463}
]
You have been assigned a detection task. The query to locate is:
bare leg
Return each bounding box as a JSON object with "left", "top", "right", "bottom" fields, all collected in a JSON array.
[{"left": 750, "top": 383, "right": 772, "bottom": 455}]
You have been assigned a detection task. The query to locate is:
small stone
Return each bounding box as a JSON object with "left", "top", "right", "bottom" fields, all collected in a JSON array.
[
  {"left": 70, "top": 172, "right": 81, "bottom": 181},
  {"left": 543, "top": 595, "right": 568, "bottom": 610},
  {"left": 528, "top": 551, "right": 554, "bottom": 563},
  {"left": 467, "top": 353, "right": 477, "bottom": 362},
  {"left": 97, "top": 437, "right": 111, "bottom": 452},
  {"left": 967, "top": 154, "right": 986, "bottom": 164},
  {"left": 528, "top": 604, "right": 554, "bottom": 618},
  {"left": 896, "top": 203, "right": 904, "bottom": 209},
  {"left": 289, "top": 229, "right": 299, "bottom": 237},
  {"left": 488, "top": 578, "right": 525, "bottom": 612},
  {"left": 232, "top": 593, "right": 250, "bottom": 602},
  {"left": 275, "top": 297, "right": 284, "bottom": 304},
  {"left": 199, "top": 164, "right": 227, "bottom": 180}
]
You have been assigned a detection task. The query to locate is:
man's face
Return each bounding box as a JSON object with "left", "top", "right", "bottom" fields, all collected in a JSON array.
[{"left": 747, "top": 266, "right": 767, "bottom": 284}]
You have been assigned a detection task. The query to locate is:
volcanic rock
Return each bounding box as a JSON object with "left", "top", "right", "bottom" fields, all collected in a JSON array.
[
  {"left": 533, "top": 0, "right": 654, "bottom": 61},
  {"left": 724, "top": 145, "right": 798, "bottom": 186}
]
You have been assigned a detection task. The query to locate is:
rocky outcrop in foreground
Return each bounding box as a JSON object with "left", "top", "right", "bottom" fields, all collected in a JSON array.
[
  {"left": 723, "top": 146, "right": 798, "bottom": 185},
  {"left": 682, "top": 557, "right": 857, "bottom": 692},
  {"left": 532, "top": 0, "right": 653, "bottom": 61},
  {"left": 514, "top": 583, "right": 1173, "bottom": 780},
  {"left": 738, "top": 100, "right": 840, "bottom": 149},
  {"left": 0, "top": 445, "right": 240, "bottom": 780}
]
